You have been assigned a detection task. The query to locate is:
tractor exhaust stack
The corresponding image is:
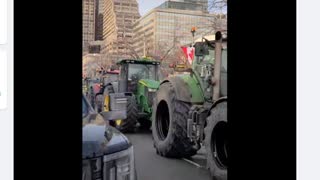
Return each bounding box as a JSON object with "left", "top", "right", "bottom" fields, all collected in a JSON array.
[{"left": 213, "top": 31, "right": 223, "bottom": 101}]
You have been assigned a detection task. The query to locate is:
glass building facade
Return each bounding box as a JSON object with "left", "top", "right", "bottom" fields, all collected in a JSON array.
[
  {"left": 157, "top": 0, "right": 208, "bottom": 12},
  {"left": 133, "top": 7, "right": 216, "bottom": 58}
]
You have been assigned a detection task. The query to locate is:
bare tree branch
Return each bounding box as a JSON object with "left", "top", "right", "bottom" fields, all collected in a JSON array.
[
  {"left": 208, "top": 0, "right": 227, "bottom": 11},
  {"left": 160, "top": 43, "right": 176, "bottom": 61}
]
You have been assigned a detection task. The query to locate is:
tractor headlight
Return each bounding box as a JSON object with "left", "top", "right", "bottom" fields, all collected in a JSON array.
[{"left": 148, "top": 88, "right": 157, "bottom": 92}]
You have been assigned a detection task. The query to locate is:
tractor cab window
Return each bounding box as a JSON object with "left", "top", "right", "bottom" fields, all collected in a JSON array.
[
  {"left": 194, "top": 46, "right": 214, "bottom": 65},
  {"left": 195, "top": 47, "right": 227, "bottom": 69},
  {"left": 204, "top": 47, "right": 215, "bottom": 63},
  {"left": 128, "top": 64, "right": 156, "bottom": 81}
]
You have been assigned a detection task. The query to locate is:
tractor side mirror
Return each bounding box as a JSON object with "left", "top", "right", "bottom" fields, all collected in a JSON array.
[{"left": 195, "top": 42, "right": 209, "bottom": 56}]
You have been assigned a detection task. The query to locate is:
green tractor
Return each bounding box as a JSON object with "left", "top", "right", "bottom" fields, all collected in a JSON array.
[
  {"left": 152, "top": 31, "right": 227, "bottom": 180},
  {"left": 101, "top": 58, "right": 161, "bottom": 132}
]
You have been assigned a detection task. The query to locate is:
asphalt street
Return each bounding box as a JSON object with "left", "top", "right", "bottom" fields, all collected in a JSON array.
[{"left": 125, "top": 129, "right": 212, "bottom": 180}]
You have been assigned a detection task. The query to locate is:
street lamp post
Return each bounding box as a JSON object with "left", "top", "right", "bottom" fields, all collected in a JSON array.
[{"left": 191, "top": 26, "right": 196, "bottom": 47}]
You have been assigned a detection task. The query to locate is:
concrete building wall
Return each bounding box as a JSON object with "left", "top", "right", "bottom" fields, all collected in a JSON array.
[
  {"left": 95, "top": 0, "right": 104, "bottom": 40},
  {"left": 83, "top": 0, "right": 96, "bottom": 53},
  {"left": 133, "top": 8, "right": 216, "bottom": 58},
  {"left": 102, "top": 0, "right": 140, "bottom": 62}
]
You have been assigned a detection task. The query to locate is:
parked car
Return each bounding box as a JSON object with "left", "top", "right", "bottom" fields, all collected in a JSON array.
[{"left": 82, "top": 94, "right": 137, "bottom": 180}]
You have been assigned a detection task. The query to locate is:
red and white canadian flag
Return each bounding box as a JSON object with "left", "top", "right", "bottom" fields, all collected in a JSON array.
[{"left": 181, "top": 46, "right": 195, "bottom": 65}]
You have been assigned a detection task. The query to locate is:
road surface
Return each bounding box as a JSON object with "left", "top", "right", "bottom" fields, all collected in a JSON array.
[{"left": 125, "top": 129, "right": 212, "bottom": 180}]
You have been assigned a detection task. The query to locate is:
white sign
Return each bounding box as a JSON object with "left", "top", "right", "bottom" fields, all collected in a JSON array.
[
  {"left": 0, "top": 0, "right": 7, "bottom": 44},
  {"left": 0, "top": 48, "right": 7, "bottom": 109},
  {"left": 0, "top": 0, "right": 7, "bottom": 109}
]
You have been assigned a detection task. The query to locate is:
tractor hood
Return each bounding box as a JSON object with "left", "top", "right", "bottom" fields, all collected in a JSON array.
[{"left": 139, "top": 79, "right": 160, "bottom": 89}]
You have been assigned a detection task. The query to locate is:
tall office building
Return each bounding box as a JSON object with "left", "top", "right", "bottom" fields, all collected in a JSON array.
[
  {"left": 187, "top": 0, "right": 208, "bottom": 12},
  {"left": 83, "top": 0, "right": 96, "bottom": 54},
  {"left": 102, "top": 0, "right": 140, "bottom": 62},
  {"left": 95, "top": 0, "right": 104, "bottom": 40},
  {"left": 159, "top": 0, "right": 208, "bottom": 12},
  {"left": 133, "top": 1, "right": 218, "bottom": 59}
]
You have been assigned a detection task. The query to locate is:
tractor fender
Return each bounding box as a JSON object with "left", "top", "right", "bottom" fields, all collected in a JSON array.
[
  {"left": 160, "top": 76, "right": 204, "bottom": 103},
  {"left": 208, "top": 97, "right": 227, "bottom": 115}
]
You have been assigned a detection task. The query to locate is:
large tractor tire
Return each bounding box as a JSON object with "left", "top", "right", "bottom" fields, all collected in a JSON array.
[
  {"left": 204, "top": 101, "right": 227, "bottom": 180},
  {"left": 152, "top": 82, "right": 197, "bottom": 158},
  {"left": 118, "top": 95, "right": 138, "bottom": 133}
]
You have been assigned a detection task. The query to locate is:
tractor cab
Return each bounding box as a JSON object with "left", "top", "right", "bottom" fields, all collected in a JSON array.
[
  {"left": 193, "top": 32, "right": 227, "bottom": 100},
  {"left": 100, "top": 59, "right": 162, "bottom": 132},
  {"left": 117, "top": 59, "right": 161, "bottom": 94},
  {"left": 194, "top": 34, "right": 227, "bottom": 67}
]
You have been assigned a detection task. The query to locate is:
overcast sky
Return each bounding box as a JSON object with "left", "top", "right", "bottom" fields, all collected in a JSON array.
[{"left": 138, "top": 0, "right": 166, "bottom": 16}]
